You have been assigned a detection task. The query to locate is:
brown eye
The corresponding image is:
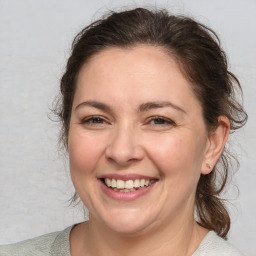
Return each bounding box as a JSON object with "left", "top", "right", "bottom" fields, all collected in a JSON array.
[
  {"left": 149, "top": 117, "right": 174, "bottom": 125},
  {"left": 82, "top": 116, "right": 106, "bottom": 125},
  {"left": 89, "top": 117, "right": 104, "bottom": 123}
]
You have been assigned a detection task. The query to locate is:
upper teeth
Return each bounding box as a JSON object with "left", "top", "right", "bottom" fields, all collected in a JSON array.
[{"left": 104, "top": 178, "right": 152, "bottom": 189}]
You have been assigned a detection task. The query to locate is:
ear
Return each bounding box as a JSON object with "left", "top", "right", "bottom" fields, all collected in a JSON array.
[{"left": 201, "top": 116, "right": 230, "bottom": 175}]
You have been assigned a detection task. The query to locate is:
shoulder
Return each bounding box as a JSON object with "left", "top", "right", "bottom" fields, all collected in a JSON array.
[
  {"left": 193, "top": 231, "right": 245, "bottom": 256},
  {"left": 0, "top": 225, "right": 73, "bottom": 256}
]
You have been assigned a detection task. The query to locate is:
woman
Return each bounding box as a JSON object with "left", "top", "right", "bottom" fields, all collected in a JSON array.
[{"left": 0, "top": 7, "right": 247, "bottom": 256}]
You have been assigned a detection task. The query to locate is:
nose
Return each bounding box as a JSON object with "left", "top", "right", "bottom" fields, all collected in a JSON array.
[{"left": 105, "top": 125, "right": 144, "bottom": 166}]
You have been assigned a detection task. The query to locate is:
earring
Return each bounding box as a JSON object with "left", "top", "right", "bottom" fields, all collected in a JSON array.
[{"left": 206, "top": 163, "right": 212, "bottom": 169}]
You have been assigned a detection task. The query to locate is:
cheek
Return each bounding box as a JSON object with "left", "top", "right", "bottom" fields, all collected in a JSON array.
[
  {"left": 146, "top": 134, "right": 205, "bottom": 208},
  {"left": 68, "top": 131, "right": 104, "bottom": 177},
  {"left": 148, "top": 135, "right": 187, "bottom": 170},
  {"left": 146, "top": 133, "right": 204, "bottom": 180}
]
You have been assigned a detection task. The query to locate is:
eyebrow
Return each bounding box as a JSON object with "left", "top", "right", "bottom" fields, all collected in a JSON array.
[
  {"left": 75, "top": 100, "right": 186, "bottom": 114},
  {"left": 138, "top": 101, "right": 186, "bottom": 114},
  {"left": 75, "top": 101, "right": 112, "bottom": 112}
]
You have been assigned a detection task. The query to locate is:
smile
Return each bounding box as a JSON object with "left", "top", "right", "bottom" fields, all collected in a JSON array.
[
  {"left": 99, "top": 175, "right": 158, "bottom": 201},
  {"left": 104, "top": 178, "right": 155, "bottom": 192}
]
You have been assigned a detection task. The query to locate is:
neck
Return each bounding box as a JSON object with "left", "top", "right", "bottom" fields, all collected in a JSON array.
[{"left": 71, "top": 213, "right": 208, "bottom": 256}]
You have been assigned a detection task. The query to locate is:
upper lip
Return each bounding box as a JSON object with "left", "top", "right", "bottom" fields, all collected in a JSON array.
[{"left": 98, "top": 173, "right": 158, "bottom": 181}]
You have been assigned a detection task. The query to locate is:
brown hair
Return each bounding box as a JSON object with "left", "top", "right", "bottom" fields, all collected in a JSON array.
[{"left": 54, "top": 8, "right": 247, "bottom": 239}]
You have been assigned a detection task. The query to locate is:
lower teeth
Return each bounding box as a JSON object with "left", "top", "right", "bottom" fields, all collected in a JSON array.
[{"left": 112, "top": 186, "right": 149, "bottom": 192}]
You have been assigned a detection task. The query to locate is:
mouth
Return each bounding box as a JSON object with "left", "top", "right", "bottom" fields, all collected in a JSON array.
[{"left": 100, "top": 178, "right": 157, "bottom": 193}]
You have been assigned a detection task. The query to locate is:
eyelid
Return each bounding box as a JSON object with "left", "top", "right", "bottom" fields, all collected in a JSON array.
[
  {"left": 80, "top": 115, "right": 175, "bottom": 127},
  {"left": 81, "top": 115, "right": 109, "bottom": 124},
  {"left": 146, "top": 116, "right": 175, "bottom": 125}
]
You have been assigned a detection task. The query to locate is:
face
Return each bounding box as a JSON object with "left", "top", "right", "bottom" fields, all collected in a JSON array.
[{"left": 68, "top": 45, "right": 210, "bottom": 235}]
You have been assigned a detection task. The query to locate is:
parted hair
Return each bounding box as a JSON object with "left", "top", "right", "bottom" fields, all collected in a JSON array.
[{"left": 54, "top": 8, "right": 247, "bottom": 239}]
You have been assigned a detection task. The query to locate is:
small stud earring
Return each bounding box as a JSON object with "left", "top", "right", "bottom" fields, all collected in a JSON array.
[{"left": 206, "top": 163, "right": 212, "bottom": 169}]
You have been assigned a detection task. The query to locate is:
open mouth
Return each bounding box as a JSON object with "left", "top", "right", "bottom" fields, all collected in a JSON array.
[{"left": 101, "top": 178, "right": 157, "bottom": 193}]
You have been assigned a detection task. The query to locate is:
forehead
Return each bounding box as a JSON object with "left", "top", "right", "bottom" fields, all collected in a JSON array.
[
  {"left": 75, "top": 45, "right": 201, "bottom": 113},
  {"left": 81, "top": 45, "right": 181, "bottom": 80}
]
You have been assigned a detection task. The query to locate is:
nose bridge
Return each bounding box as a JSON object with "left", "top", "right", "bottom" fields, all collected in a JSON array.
[{"left": 105, "top": 120, "right": 143, "bottom": 165}]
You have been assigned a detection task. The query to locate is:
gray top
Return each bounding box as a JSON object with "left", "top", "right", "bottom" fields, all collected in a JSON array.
[
  {"left": 0, "top": 226, "right": 72, "bottom": 256},
  {"left": 0, "top": 225, "right": 244, "bottom": 256}
]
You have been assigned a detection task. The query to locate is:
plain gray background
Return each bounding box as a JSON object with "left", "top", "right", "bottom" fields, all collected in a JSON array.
[{"left": 0, "top": 0, "right": 255, "bottom": 255}]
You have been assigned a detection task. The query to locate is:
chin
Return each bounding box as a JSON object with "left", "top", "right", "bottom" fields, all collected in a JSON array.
[{"left": 98, "top": 208, "right": 157, "bottom": 235}]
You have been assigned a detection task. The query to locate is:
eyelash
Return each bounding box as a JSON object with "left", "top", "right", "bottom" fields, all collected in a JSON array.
[
  {"left": 147, "top": 116, "right": 175, "bottom": 126},
  {"left": 81, "top": 116, "right": 175, "bottom": 128},
  {"left": 81, "top": 116, "right": 106, "bottom": 125}
]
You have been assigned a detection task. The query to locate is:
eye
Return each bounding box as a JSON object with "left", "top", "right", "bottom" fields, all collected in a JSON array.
[
  {"left": 148, "top": 116, "right": 175, "bottom": 126},
  {"left": 84, "top": 117, "right": 104, "bottom": 123},
  {"left": 81, "top": 116, "right": 108, "bottom": 127}
]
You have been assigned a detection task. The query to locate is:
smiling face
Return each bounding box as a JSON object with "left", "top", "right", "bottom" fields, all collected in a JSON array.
[{"left": 68, "top": 45, "right": 211, "bottom": 235}]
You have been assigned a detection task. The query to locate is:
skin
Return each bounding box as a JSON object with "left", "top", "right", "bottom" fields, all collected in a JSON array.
[{"left": 68, "top": 45, "right": 230, "bottom": 256}]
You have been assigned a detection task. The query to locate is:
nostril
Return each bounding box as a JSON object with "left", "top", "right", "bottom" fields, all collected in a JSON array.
[{"left": 105, "top": 143, "right": 145, "bottom": 166}]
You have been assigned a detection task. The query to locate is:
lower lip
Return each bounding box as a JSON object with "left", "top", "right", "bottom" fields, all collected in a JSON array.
[{"left": 99, "top": 180, "right": 157, "bottom": 201}]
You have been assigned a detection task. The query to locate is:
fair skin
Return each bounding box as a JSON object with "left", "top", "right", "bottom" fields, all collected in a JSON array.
[{"left": 68, "top": 45, "right": 230, "bottom": 256}]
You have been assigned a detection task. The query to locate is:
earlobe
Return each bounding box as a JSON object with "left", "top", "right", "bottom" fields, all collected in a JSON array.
[{"left": 201, "top": 116, "right": 230, "bottom": 175}]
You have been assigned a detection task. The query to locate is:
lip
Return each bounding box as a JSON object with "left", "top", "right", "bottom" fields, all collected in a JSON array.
[
  {"left": 98, "top": 173, "right": 157, "bottom": 181},
  {"left": 99, "top": 177, "right": 158, "bottom": 201}
]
